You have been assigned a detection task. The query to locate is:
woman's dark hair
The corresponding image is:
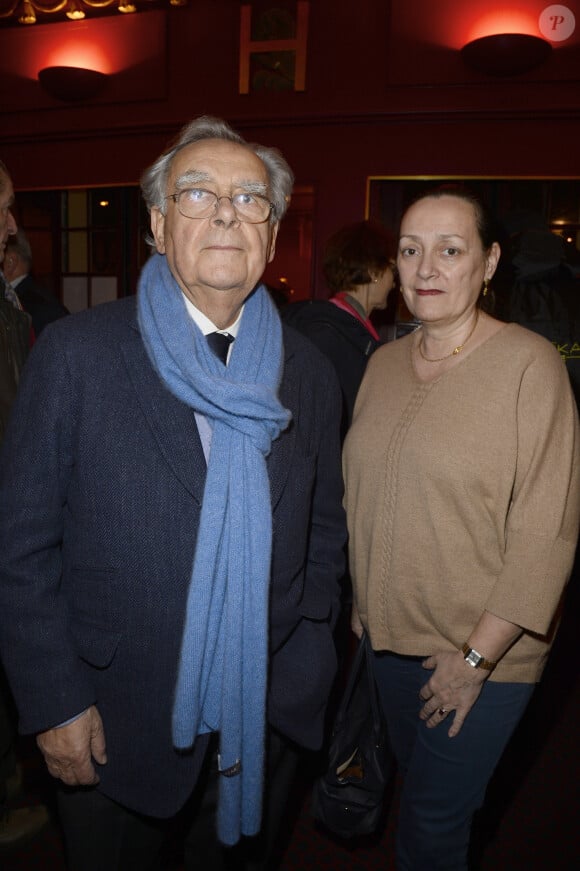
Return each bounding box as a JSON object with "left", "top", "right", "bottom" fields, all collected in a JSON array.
[
  {"left": 403, "top": 184, "right": 499, "bottom": 251},
  {"left": 323, "top": 220, "right": 395, "bottom": 293}
]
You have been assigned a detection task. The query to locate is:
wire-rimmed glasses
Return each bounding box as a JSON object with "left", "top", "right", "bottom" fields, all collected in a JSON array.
[{"left": 165, "top": 187, "right": 274, "bottom": 224}]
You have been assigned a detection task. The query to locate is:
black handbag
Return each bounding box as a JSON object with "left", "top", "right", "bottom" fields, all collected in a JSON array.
[{"left": 311, "top": 632, "right": 394, "bottom": 838}]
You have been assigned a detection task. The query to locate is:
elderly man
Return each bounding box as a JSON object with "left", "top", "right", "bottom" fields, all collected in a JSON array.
[{"left": 0, "top": 118, "right": 346, "bottom": 870}]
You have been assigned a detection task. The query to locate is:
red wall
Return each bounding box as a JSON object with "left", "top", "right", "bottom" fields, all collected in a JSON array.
[{"left": 1, "top": 0, "right": 579, "bottom": 293}]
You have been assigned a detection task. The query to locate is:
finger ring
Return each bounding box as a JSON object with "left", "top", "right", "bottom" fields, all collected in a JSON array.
[{"left": 438, "top": 707, "right": 447, "bottom": 715}]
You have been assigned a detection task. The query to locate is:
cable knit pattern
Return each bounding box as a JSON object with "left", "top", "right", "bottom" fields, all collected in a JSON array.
[{"left": 379, "top": 381, "right": 432, "bottom": 636}]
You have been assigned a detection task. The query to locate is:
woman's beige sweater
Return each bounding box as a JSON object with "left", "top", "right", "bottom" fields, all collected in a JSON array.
[{"left": 343, "top": 323, "right": 580, "bottom": 682}]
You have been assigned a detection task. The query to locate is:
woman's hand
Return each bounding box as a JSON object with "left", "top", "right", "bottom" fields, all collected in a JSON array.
[
  {"left": 418, "top": 651, "right": 488, "bottom": 737},
  {"left": 418, "top": 613, "right": 523, "bottom": 736}
]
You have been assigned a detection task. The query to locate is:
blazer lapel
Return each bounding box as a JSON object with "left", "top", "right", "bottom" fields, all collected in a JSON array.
[
  {"left": 121, "top": 316, "right": 296, "bottom": 511},
  {"left": 121, "top": 323, "right": 207, "bottom": 506}
]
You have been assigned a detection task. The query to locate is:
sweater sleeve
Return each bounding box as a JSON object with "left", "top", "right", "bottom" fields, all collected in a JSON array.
[{"left": 485, "top": 343, "right": 580, "bottom": 635}]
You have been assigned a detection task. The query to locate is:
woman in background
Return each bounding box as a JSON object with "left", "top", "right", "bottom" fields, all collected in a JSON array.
[
  {"left": 343, "top": 188, "right": 580, "bottom": 870},
  {"left": 284, "top": 220, "right": 396, "bottom": 438}
]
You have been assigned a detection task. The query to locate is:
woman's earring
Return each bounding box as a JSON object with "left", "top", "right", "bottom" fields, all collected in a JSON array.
[{"left": 482, "top": 279, "right": 489, "bottom": 297}]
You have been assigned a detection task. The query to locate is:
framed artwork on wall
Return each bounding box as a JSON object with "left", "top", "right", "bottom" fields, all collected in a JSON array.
[{"left": 239, "top": 1, "right": 309, "bottom": 93}]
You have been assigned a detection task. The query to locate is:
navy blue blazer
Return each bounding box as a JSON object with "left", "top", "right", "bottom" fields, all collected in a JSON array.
[
  {"left": 0, "top": 295, "right": 346, "bottom": 818},
  {"left": 15, "top": 273, "right": 69, "bottom": 336}
]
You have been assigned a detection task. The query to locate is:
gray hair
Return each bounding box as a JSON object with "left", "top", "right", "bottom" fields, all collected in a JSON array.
[
  {"left": 140, "top": 116, "right": 294, "bottom": 226},
  {"left": 5, "top": 228, "right": 32, "bottom": 269}
]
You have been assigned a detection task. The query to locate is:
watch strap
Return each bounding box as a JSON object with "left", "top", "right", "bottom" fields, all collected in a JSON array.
[{"left": 462, "top": 642, "right": 497, "bottom": 670}]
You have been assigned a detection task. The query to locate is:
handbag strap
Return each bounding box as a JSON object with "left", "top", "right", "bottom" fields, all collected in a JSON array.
[
  {"left": 363, "top": 632, "right": 384, "bottom": 733},
  {"left": 334, "top": 632, "right": 383, "bottom": 730}
]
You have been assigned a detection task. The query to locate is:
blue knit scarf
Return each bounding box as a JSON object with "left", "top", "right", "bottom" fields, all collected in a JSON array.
[{"left": 137, "top": 253, "right": 291, "bottom": 845}]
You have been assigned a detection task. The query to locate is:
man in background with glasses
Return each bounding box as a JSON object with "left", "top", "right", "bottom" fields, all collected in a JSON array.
[{"left": 0, "top": 117, "right": 346, "bottom": 870}]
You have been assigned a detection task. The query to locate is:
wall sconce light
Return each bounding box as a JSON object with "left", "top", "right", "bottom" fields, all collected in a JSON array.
[
  {"left": 461, "top": 33, "right": 552, "bottom": 76},
  {"left": 38, "top": 66, "right": 108, "bottom": 101}
]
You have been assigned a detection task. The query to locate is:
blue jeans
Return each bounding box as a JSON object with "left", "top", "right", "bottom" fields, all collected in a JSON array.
[{"left": 373, "top": 652, "right": 534, "bottom": 871}]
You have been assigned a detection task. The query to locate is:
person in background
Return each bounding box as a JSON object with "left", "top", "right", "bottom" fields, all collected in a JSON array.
[
  {"left": 0, "top": 116, "right": 345, "bottom": 871},
  {"left": 495, "top": 221, "right": 580, "bottom": 407},
  {"left": 283, "top": 220, "right": 396, "bottom": 439},
  {"left": 343, "top": 187, "right": 580, "bottom": 870},
  {"left": 0, "top": 160, "right": 49, "bottom": 849},
  {"left": 0, "top": 167, "right": 31, "bottom": 440},
  {"left": 3, "top": 229, "right": 69, "bottom": 336}
]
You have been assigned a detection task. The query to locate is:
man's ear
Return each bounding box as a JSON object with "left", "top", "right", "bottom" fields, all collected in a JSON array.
[
  {"left": 267, "top": 222, "right": 279, "bottom": 264},
  {"left": 150, "top": 208, "right": 166, "bottom": 254}
]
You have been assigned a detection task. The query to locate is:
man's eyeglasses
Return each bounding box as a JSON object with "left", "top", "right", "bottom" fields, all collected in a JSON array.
[{"left": 165, "top": 188, "right": 274, "bottom": 224}]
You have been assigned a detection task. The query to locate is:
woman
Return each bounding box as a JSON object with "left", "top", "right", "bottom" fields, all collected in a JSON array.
[
  {"left": 283, "top": 220, "right": 395, "bottom": 437},
  {"left": 343, "top": 188, "right": 580, "bottom": 870}
]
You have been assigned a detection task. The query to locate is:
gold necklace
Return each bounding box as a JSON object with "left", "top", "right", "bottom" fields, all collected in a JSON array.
[{"left": 418, "top": 310, "right": 479, "bottom": 363}]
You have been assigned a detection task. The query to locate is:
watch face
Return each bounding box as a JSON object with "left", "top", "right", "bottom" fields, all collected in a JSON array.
[{"left": 465, "top": 649, "right": 482, "bottom": 668}]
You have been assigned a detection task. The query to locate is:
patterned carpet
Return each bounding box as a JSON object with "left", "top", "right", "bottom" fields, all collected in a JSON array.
[{"left": 3, "top": 576, "right": 579, "bottom": 870}]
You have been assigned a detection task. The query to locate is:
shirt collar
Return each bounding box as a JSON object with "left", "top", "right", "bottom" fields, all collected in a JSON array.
[
  {"left": 182, "top": 293, "right": 243, "bottom": 338},
  {"left": 342, "top": 292, "right": 367, "bottom": 321},
  {"left": 1, "top": 272, "right": 26, "bottom": 291}
]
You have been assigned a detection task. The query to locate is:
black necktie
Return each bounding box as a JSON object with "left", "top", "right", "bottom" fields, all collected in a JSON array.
[{"left": 206, "top": 331, "right": 234, "bottom": 365}]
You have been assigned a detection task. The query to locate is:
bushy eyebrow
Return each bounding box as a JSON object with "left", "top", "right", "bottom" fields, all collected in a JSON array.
[
  {"left": 174, "top": 170, "right": 211, "bottom": 189},
  {"left": 240, "top": 181, "right": 269, "bottom": 196},
  {"left": 174, "top": 170, "right": 268, "bottom": 196}
]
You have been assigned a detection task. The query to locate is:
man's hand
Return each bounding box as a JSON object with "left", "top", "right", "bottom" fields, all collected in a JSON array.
[
  {"left": 418, "top": 651, "right": 487, "bottom": 737},
  {"left": 36, "top": 705, "right": 107, "bottom": 786}
]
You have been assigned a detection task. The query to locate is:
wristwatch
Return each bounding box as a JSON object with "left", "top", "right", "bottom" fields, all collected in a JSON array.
[{"left": 462, "top": 643, "right": 496, "bottom": 671}]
